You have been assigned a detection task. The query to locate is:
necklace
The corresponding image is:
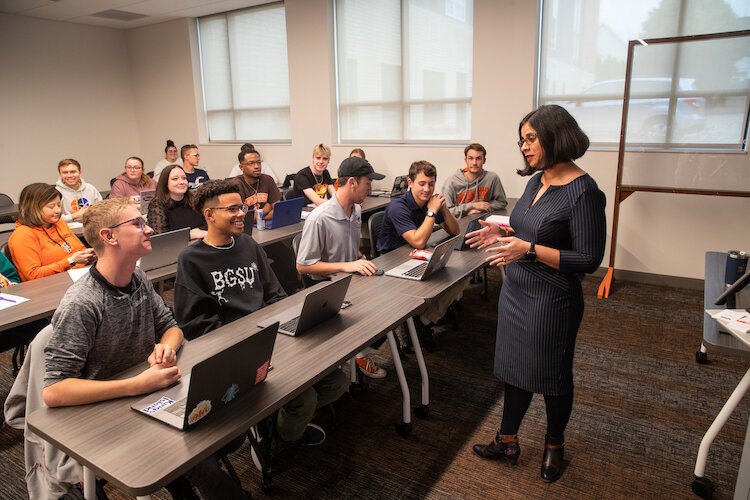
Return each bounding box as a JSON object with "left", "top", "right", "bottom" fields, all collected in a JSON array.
[
  {"left": 312, "top": 171, "right": 324, "bottom": 185},
  {"left": 45, "top": 225, "right": 72, "bottom": 253},
  {"left": 203, "top": 236, "right": 235, "bottom": 250}
]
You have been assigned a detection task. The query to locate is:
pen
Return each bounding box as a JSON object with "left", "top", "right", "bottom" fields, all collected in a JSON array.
[{"left": 0, "top": 296, "right": 17, "bottom": 304}]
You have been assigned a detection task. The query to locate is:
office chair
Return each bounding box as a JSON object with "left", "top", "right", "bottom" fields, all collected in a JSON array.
[
  {"left": 367, "top": 211, "right": 385, "bottom": 259},
  {"left": 291, "top": 233, "right": 317, "bottom": 289},
  {"left": 146, "top": 171, "right": 154, "bottom": 178},
  {"left": 0, "top": 193, "right": 14, "bottom": 207}
]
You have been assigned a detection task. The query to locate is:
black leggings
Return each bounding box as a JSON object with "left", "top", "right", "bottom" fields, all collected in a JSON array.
[{"left": 499, "top": 383, "right": 573, "bottom": 443}]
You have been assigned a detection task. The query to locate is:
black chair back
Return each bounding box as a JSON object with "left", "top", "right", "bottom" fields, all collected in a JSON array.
[
  {"left": 0, "top": 193, "right": 13, "bottom": 208},
  {"left": 368, "top": 210, "right": 385, "bottom": 259},
  {"left": 291, "top": 233, "right": 316, "bottom": 289}
]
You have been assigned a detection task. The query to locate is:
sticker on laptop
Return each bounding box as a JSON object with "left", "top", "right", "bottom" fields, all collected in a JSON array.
[
  {"left": 222, "top": 383, "right": 239, "bottom": 403},
  {"left": 187, "top": 399, "right": 212, "bottom": 425},
  {"left": 141, "top": 396, "right": 175, "bottom": 414},
  {"left": 255, "top": 360, "right": 271, "bottom": 384}
]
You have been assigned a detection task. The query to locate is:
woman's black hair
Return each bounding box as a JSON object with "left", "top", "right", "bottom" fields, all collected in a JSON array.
[
  {"left": 517, "top": 104, "right": 589, "bottom": 176},
  {"left": 154, "top": 164, "right": 194, "bottom": 208},
  {"left": 165, "top": 139, "right": 176, "bottom": 153}
]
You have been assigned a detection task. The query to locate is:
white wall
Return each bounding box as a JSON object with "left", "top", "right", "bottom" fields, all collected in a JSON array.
[
  {"left": 0, "top": 13, "right": 141, "bottom": 196},
  {"left": 3, "top": 2, "right": 749, "bottom": 280}
]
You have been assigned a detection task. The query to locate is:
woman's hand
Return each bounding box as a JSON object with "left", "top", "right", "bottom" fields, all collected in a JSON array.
[
  {"left": 465, "top": 220, "right": 513, "bottom": 249},
  {"left": 484, "top": 236, "right": 531, "bottom": 267},
  {"left": 70, "top": 249, "right": 97, "bottom": 265}
]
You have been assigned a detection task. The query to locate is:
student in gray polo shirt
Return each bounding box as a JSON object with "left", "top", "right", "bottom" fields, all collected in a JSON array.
[{"left": 296, "top": 156, "right": 389, "bottom": 378}]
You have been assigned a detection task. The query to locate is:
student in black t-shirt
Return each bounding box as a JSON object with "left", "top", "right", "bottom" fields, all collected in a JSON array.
[
  {"left": 293, "top": 143, "right": 336, "bottom": 206},
  {"left": 147, "top": 164, "right": 207, "bottom": 240}
]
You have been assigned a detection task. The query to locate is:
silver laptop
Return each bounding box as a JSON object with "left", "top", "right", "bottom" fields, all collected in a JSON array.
[
  {"left": 372, "top": 175, "right": 408, "bottom": 197},
  {"left": 258, "top": 274, "right": 352, "bottom": 336},
  {"left": 132, "top": 322, "right": 278, "bottom": 430},
  {"left": 385, "top": 236, "right": 459, "bottom": 281},
  {"left": 138, "top": 227, "right": 189, "bottom": 271}
]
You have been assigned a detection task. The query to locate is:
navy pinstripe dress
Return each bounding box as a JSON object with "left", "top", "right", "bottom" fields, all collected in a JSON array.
[{"left": 494, "top": 172, "right": 606, "bottom": 396}]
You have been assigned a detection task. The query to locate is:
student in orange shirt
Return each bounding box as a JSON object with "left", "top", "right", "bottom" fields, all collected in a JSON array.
[{"left": 9, "top": 183, "right": 95, "bottom": 281}]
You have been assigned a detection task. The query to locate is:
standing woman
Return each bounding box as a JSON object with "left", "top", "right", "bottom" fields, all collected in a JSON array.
[
  {"left": 468, "top": 105, "right": 606, "bottom": 482},
  {"left": 109, "top": 156, "right": 156, "bottom": 201},
  {"left": 153, "top": 140, "right": 182, "bottom": 181},
  {"left": 147, "top": 164, "right": 207, "bottom": 240},
  {"left": 9, "top": 183, "right": 95, "bottom": 281}
]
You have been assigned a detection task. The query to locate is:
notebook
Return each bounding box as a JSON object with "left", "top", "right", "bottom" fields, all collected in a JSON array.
[
  {"left": 131, "top": 322, "right": 278, "bottom": 430},
  {"left": 138, "top": 227, "right": 189, "bottom": 272},
  {"left": 258, "top": 274, "right": 352, "bottom": 336},
  {"left": 371, "top": 175, "right": 408, "bottom": 198},
  {"left": 264, "top": 197, "right": 305, "bottom": 230},
  {"left": 385, "top": 236, "right": 459, "bottom": 281}
]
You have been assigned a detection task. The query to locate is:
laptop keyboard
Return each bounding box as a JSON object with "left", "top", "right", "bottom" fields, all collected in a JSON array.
[
  {"left": 280, "top": 316, "right": 300, "bottom": 334},
  {"left": 165, "top": 398, "right": 187, "bottom": 418},
  {"left": 403, "top": 262, "right": 428, "bottom": 278}
]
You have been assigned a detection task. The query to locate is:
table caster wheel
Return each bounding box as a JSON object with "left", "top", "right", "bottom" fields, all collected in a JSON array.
[
  {"left": 395, "top": 421, "right": 411, "bottom": 437},
  {"left": 691, "top": 475, "right": 715, "bottom": 498},
  {"left": 695, "top": 351, "right": 709, "bottom": 364},
  {"left": 414, "top": 405, "right": 429, "bottom": 419}
]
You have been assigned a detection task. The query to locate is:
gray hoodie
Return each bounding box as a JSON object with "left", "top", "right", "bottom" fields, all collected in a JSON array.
[
  {"left": 442, "top": 168, "right": 508, "bottom": 218},
  {"left": 55, "top": 178, "right": 103, "bottom": 222}
]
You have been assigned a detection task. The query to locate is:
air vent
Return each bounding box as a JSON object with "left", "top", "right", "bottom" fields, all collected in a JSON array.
[{"left": 91, "top": 9, "right": 147, "bottom": 22}]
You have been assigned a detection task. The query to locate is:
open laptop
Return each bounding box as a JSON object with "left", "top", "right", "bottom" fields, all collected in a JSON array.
[
  {"left": 371, "top": 175, "right": 408, "bottom": 198},
  {"left": 258, "top": 274, "right": 352, "bottom": 336},
  {"left": 264, "top": 197, "right": 305, "bottom": 230},
  {"left": 458, "top": 215, "right": 488, "bottom": 251},
  {"left": 139, "top": 189, "right": 156, "bottom": 214},
  {"left": 138, "top": 227, "right": 189, "bottom": 271},
  {"left": 385, "top": 236, "right": 459, "bottom": 281},
  {"left": 132, "top": 322, "right": 278, "bottom": 430}
]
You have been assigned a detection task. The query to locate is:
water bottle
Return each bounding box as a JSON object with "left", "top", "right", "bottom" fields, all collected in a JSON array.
[{"left": 257, "top": 206, "right": 265, "bottom": 231}]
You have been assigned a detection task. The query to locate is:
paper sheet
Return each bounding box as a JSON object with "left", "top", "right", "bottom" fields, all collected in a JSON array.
[
  {"left": 68, "top": 266, "right": 91, "bottom": 282},
  {"left": 0, "top": 292, "right": 29, "bottom": 311}
]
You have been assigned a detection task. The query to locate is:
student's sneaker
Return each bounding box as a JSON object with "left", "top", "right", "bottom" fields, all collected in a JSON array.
[
  {"left": 355, "top": 355, "right": 387, "bottom": 379},
  {"left": 297, "top": 423, "right": 326, "bottom": 446}
]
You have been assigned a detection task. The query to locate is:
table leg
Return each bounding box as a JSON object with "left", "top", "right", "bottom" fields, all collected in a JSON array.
[
  {"left": 83, "top": 467, "right": 95, "bottom": 500},
  {"left": 405, "top": 318, "right": 429, "bottom": 407},
  {"left": 387, "top": 330, "right": 411, "bottom": 424},
  {"left": 694, "top": 366, "right": 750, "bottom": 478}
]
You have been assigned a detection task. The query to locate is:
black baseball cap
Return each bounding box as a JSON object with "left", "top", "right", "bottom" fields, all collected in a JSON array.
[{"left": 338, "top": 156, "right": 385, "bottom": 180}]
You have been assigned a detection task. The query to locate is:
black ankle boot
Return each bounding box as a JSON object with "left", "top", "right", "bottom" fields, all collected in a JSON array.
[
  {"left": 540, "top": 436, "right": 564, "bottom": 482},
  {"left": 472, "top": 432, "right": 520, "bottom": 464}
]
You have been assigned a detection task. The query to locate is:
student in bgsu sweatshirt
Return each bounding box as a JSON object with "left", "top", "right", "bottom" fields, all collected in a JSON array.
[{"left": 442, "top": 143, "right": 508, "bottom": 218}]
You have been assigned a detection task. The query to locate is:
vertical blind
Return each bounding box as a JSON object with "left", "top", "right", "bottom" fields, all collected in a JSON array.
[
  {"left": 198, "top": 3, "right": 291, "bottom": 142},
  {"left": 335, "top": 0, "right": 474, "bottom": 143}
]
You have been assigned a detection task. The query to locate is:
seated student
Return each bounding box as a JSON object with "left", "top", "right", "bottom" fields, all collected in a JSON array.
[
  {"left": 55, "top": 158, "right": 103, "bottom": 222},
  {"left": 296, "top": 156, "right": 388, "bottom": 379},
  {"left": 153, "top": 139, "right": 182, "bottom": 181},
  {"left": 349, "top": 148, "right": 366, "bottom": 159},
  {"left": 42, "top": 197, "right": 244, "bottom": 500},
  {"left": 442, "top": 143, "right": 508, "bottom": 218},
  {"left": 180, "top": 144, "right": 210, "bottom": 189},
  {"left": 9, "top": 183, "right": 95, "bottom": 281},
  {"left": 147, "top": 164, "right": 207, "bottom": 240},
  {"left": 232, "top": 148, "right": 300, "bottom": 294},
  {"left": 109, "top": 156, "right": 156, "bottom": 201},
  {"left": 376, "top": 161, "right": 461, "bottom": 349},
  {"left": 227, "top": 142, "right": 279, "bottom": 183},
  {"left": 293, "top": 143, "right": 336, "bottom": 206},
  {"left": 0, "top": 252, "right": 20, "bottom": 287},
  {"left": 175, "top": 180, "right": 348, "bottom": 446}
]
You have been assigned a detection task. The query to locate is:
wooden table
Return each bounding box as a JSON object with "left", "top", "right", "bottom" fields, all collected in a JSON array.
[{"left": 27, "top": 279, "right": 422, "bottom": 498}]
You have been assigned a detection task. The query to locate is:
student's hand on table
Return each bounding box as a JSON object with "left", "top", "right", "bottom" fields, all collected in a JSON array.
[
  {"left": 472, "top": 201, "right": 490, "bottom": 212},
  {"left": 149, "top": 343, "right": 177, "bottom": 367},
  {"left": 135, "top": 364, "right": 181, "bottom": 394},
  {"left": 484, "top": 236, "right": 530, "bottom": 267},
  {"left": 344, "top": 258, "right": 377, "bottom": 276},
  {"left": 427, "top": 194, "right": 445, "bottom": 213}
]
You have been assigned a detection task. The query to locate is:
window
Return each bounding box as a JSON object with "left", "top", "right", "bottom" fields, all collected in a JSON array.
[
  {"left": 335, "top": 0, "right": 474, "bottom": 144},
  {"left": 197, "top": 3, "right": 291, "bottom": 142},
  {"left": 539, "top": 0, "right": 750, "bottom": 150}
]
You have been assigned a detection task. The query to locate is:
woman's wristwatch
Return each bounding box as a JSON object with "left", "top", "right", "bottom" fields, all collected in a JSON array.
[
  {"left": 525, "top": 242, "right": 537, "bottom": 261},
  {"left": 67, "top": 256, "right": 76, "bottom": 268}
]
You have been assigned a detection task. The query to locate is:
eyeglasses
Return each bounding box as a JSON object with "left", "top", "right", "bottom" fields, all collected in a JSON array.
[
  {"left": 241, "top": 160, "right": 262, "bottom": 166},
  {"left": 109, "top": 216, "right": 148, "bottom": 230},
  {"left": 125, "top": 165, "right": 143, "bottom": 171},
  {"left": 517, "top": 134, "right": 538, "bottom": 148},
  {"left": 210, "top": 204, "right": 249, "bottom": 214}
]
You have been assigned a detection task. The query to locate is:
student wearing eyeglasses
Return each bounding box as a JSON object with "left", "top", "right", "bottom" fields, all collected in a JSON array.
[
  {"left": 174, "top": 180, "right": 347, "bottom": 447},
  {"left": 9, "top": 183, "right": 94, "bottom": 281},
  {"left": 109, "top": 156, "right": 156, "bottom": 201},
  {"left": 180, "top": 144, "right": 210, "bottom": 189}
]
